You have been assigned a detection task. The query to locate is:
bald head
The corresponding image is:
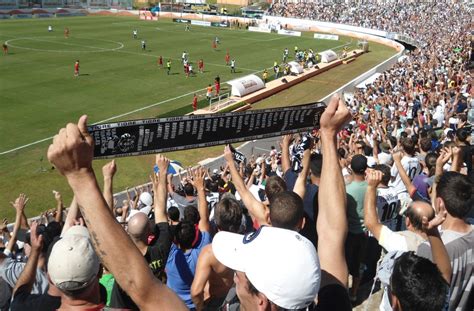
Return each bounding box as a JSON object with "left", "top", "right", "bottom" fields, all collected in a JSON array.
[
  {"left": 406, "top": 201, "right": 434, "bottom": 231},
  {"left": 127, "top": 212, "right": 150, "bottom": 240}
]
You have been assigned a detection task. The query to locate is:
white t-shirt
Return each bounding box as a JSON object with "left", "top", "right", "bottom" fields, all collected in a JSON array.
[
  {"left": 379, "top": 225, "right": 409, "bottom": 253},
  {"left": 389, "top": 155, "right": 421, "bottom": 194},
  {"left": 206, "top": 192, "right": 220, "bottom": 221},
  {"left": 377, "top": 186, "right": 401, "bottom": 232},
  {"left": 378, "top": 152, "right": 393, "bottom": 165},
  {"left": 433, "top": 104, "right": 445, "bottom": 125}
]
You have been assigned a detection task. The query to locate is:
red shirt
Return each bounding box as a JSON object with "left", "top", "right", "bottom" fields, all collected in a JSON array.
[{"left": 74, "top": 63, "right": 79, "bottom": 71}]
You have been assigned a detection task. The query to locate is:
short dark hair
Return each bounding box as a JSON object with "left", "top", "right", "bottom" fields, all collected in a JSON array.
[
  {"left": 436, "top": 172, "right": 474, "bottom": 219},
  {"left": 214, "top": 197, "right": 243, "bottom": 233},
  {"left": 183, "top": 205, "right": 200, "bottom": 225},
  {"left": 337, "top": 148, "right": 346, "bottom": 159},
  {"left": 184, "top": 183, "right": 195, "bottom": 196},
  {"left": 168, "top": 206, "right": 180, "bottom": 222},
  {"left": 269, "top": 191, "right": 303, "bottom": 230},
  {"left": 265, "top": 176, "right": 287, "bottom": 203},
  {"left": 456, "top": 128, "right": 469, "bottom": 142},
  {"left": 208, "top": 181, "right": 218, "bottom": 192},
  {"left": 425, "top": 153, "right": 437, "bottom": 176},
  {"left": 363, "top": 145, "right": 373, "bottom": 157},
  {"left": 175, "top": 221, "right": 196, "bottom": 249},
  {"left": 310, "top": 153, "right": 323, "bottom": 177},
  {"left": 401, "top": 137, "right": 416, "bottom": 155},
  {"left": 374, "top": 164, "right": 391, "bottom": 185},
  {"left": 391, "top": 252, "right": 448, "bottom": 311},
  {"left": 419, "top": 137, "right": 432, "bottom": 152}
]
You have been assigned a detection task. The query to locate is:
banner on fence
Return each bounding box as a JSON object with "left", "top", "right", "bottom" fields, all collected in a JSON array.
[
  {"left": 89, "top": 102, "right": 326, "bottom": 159},
  {"left": 190, "top": 20, "right": 211, "bottom": 27},
  {"left": 314, "top": 33, "right": 339, "bottom": 40},
  {"left": 248, "top": 26, "right": 271, "bottom": 33},
  {"left": 211, "top": 21, "right": 229, "bottom": 28},
  {"left": 173, "top": 18, "right": 190, "bottom": 23},
  {"left": 277, "top": 29, "right": 301, "bottom": 37}
]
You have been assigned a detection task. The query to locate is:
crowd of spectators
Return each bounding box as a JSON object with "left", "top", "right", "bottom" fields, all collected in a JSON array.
[
  {"left": 0, "top": 1, "right": 473, "bottom": 311},
  {"left": 268, "top": 1, "right": 471, "bottom": 48}
]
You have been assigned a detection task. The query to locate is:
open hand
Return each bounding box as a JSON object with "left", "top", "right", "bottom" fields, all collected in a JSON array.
[{"left": 10, "top": 193, "right": 28, "bottom": 213}]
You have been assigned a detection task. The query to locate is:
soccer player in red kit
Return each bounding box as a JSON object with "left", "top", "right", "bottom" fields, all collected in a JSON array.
[
  {"left": 2, "top": 43, "right": 8, "bottom": 55},
  {"left": 215, "top": 78, "right": 220, "bottom": 95},
  {"left": 74, "top": 60, "right": 79, "bottom": 77},
  {"left": 225, "top": 51, "right": 230, "bottom": 65},
  {"left": 158, "top": 56, "right": 163, "bottom": 68},
  {"left": 198, "top": 59, "right": 204, "bottom": 73},
  {"left": 64, "top": 27, "right": 69, "bottom": 38},
  {"left": 184, "top": 63, "right": 190, "bottom": 78},
  {"left": 192, "top": 94, "right": 198, "bottom": 111}
]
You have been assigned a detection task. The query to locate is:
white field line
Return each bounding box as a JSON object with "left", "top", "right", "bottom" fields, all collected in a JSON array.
[
  {"left": 5, "top": 35, "right": 254, "bottom": 71},
  {"left": 0, "top": 69, "right": 267, "bottom": 155},
  {"left": 5, "top": 37, "right": 124, "bottom": 52}
]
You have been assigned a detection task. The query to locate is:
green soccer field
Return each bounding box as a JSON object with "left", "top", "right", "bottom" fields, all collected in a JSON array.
[{"left": 0, "top": 15, "right": 396, "bottom": 219}]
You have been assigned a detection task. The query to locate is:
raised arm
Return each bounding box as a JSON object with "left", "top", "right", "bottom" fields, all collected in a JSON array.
[
  {"left": 53, "top": 191, "right": 64, "bottom": 223},
  {"left": 61, "top": 196, "right": 79, "bottom": 235},
  {"left": 421, "top": 211, "right": 451, "bottom": 284},
  {"left": 293, "top": 148, "right": 310, "bottom": 200},
  {"left": 46, "top": 115, "right": 187, "bottom": 311},
  {"left": 6, "top": 194, "right": 28, "bottom": 254},
  {"left": 246, "top": 168, "right": 256, "bottom": 189},
  {"left": 364, "top": 171, "right": 383, "bottom": 240},
  {"left": 317, "top": 94, "right": 351, "bottom": 287},
  {"left": 435, "top": 147, "right": 452, "bottom": 178},
  {"left": 152, "top": 155, "right": 170, "bottom": 224},
  {"left": 373, "top": 139, "right": 380, "bottom": 164},
  {"left": 102, "top": 160, "right": 117, "bottom": 213},
  {"left": 224, "top": 145, "right": 269, "bottom": 226},
  {"left": 12, "top": 221, "right": 43, "bottom": 296},
  {"left": 166, "top": 174, "right": 175, "bottom": 195},
  {"left": 280, "top": 134, "right": 292, "bottom": 173},
  {"left": 450, "top": 146, "right": 462, "bottom": 173},
  {"left": 189, "top": 167, "right": 210, "bottom": 233}
]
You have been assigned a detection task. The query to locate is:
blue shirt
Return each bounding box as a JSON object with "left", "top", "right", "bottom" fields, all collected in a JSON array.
[{"left": 165, "top": 231, "right": 211, "bottom": 309}]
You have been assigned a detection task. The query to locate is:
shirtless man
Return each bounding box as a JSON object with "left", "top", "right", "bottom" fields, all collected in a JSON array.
[{"left": 191, "top": 196, "right": 243, "bottom": 310}]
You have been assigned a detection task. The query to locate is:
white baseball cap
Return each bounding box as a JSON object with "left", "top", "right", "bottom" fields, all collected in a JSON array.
[
  {"left": 47, "top": 226, "right": 100, "bottom": 293},
  {"left": 139, "top": 192, "right": 153, "bottom": 207},
  {"left": 212, "top": 226, "right": 320, "bottom": 309}
]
